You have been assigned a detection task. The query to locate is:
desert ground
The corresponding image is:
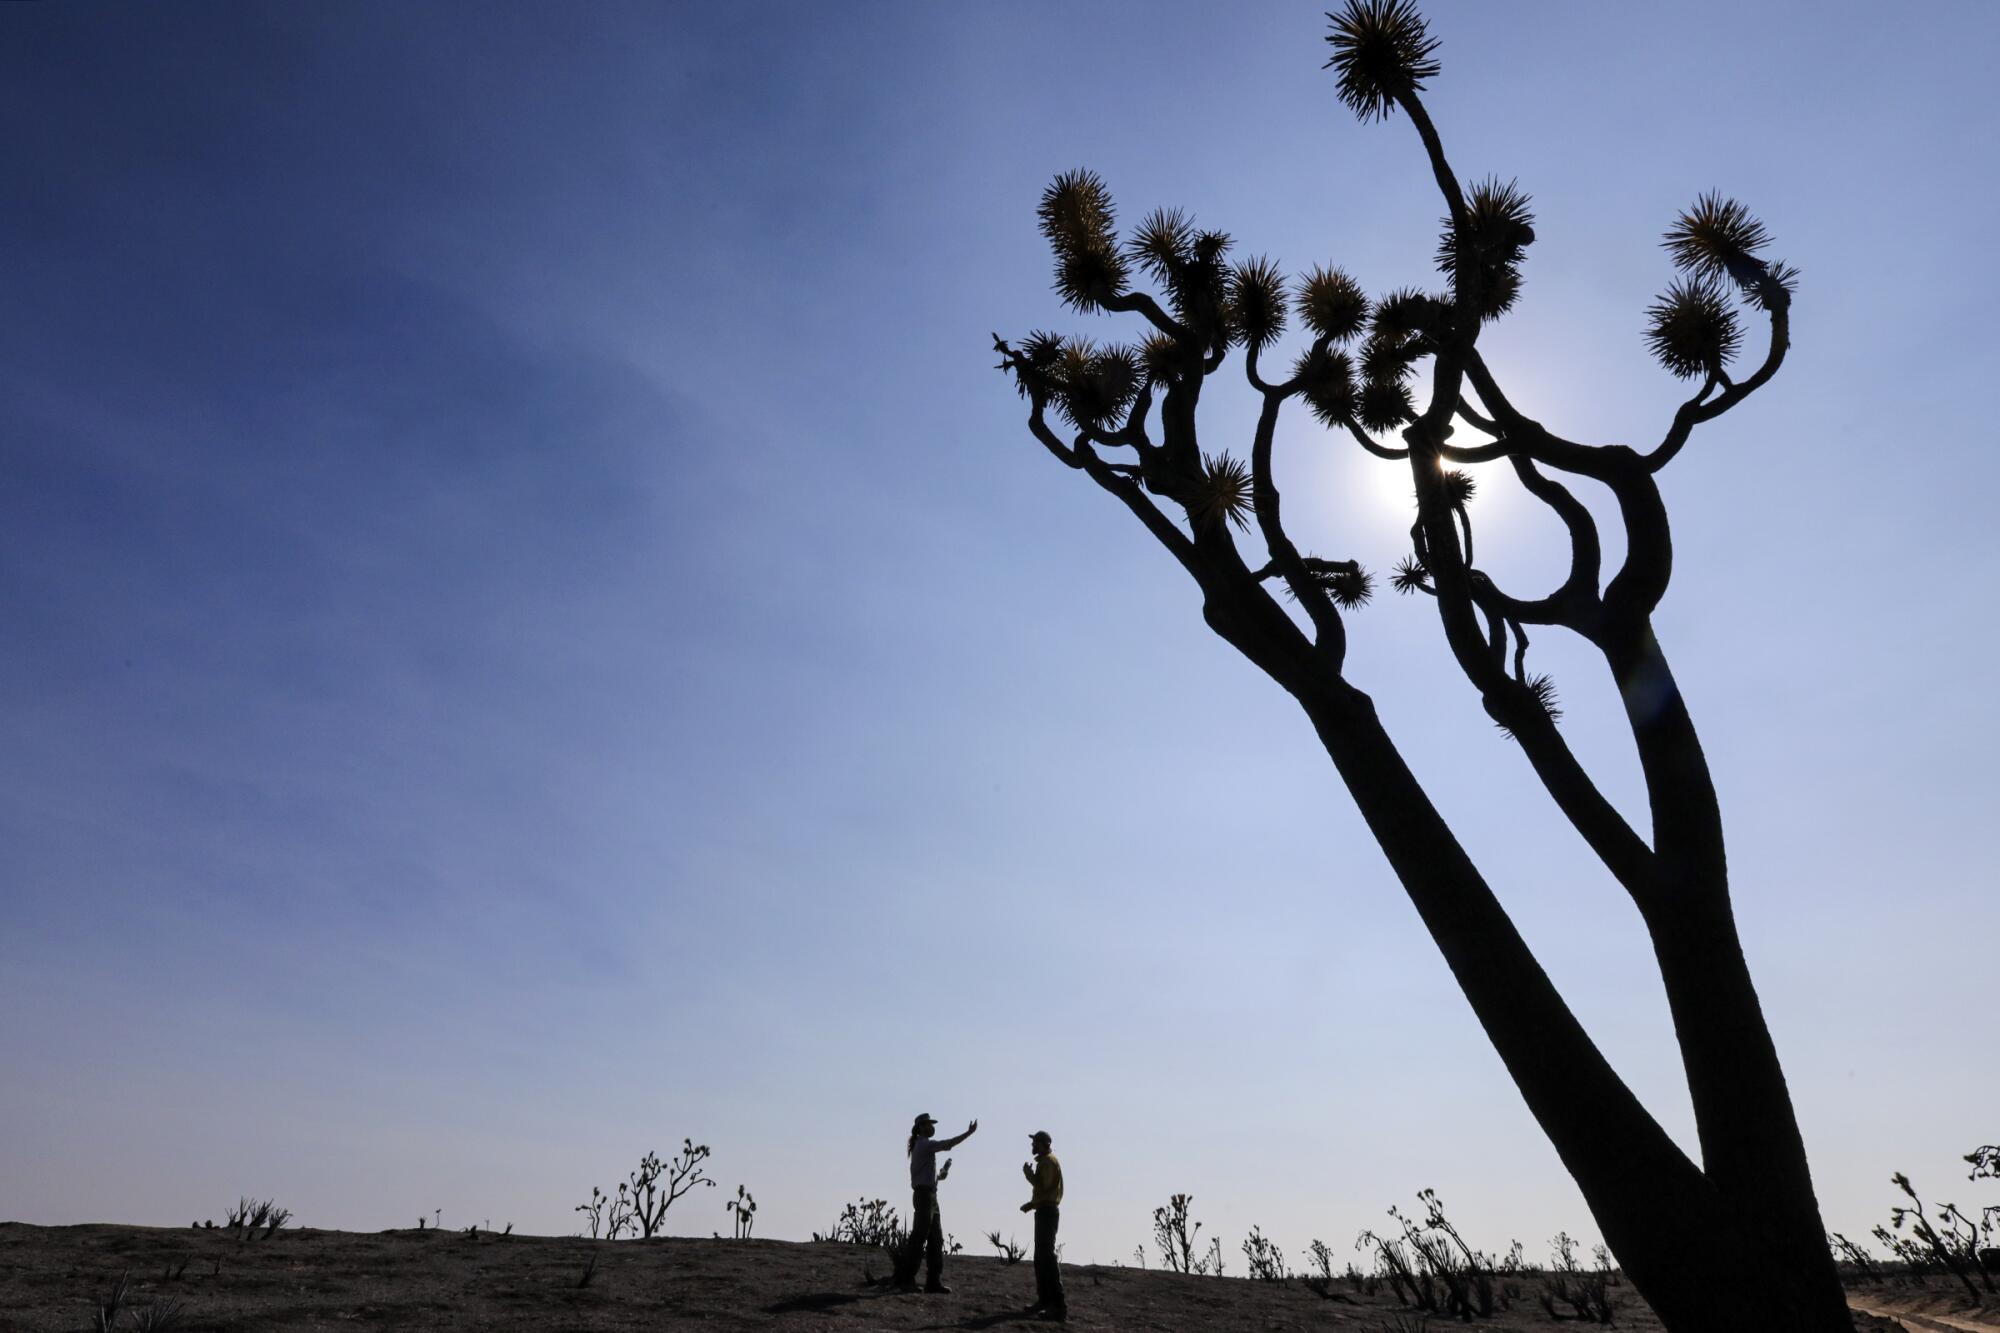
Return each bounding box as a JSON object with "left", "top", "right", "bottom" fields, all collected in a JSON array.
[{"left": 2, "top": 1223, "right": 1993, "bottom": 1332}]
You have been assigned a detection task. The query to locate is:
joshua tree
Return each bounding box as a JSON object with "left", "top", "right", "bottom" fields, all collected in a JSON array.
[{"left": 993, "top": 4, "right": 1845, "bottom": 1328}]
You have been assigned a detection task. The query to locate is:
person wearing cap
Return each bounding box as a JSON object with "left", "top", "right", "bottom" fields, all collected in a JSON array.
[
  {"left": 1018, "top": 1129, "right": 1066, "bottom": 1321},
  {"left": 895, "top": 1113, "right": 976, "bottom": 1293}
]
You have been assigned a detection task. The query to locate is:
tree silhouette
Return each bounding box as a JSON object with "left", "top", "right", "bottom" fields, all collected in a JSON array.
[{"left": 994, "top": 4, "right": 1846, "bottom": 1330}]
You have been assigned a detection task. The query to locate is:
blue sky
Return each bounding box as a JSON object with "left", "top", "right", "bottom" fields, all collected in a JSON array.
[{"left": 3, "top": 1, "right": 1994, "bottom": 1266}]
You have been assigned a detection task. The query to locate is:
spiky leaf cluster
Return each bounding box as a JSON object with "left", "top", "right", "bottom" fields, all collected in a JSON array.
[
  {"left": 1644, "top": 276, "right": 1741, "bottom": 380},
  {"left": 1177, "top": 233, "right": 1235, "bottom": 342},
  {"left": 1123, "top": 207, "right": 1234, "bottom": 342},
  {"left": 1294, "top": 266, "right": 1370, "bottom": 342},
  {"left": 1525, "top": 673, "right": 1561, "bottom": 723},
  {"left": 1741, "top": 259, "right": 1800, "bottom": 312},
  {"left": 1364, "top": 288, "right": 1443, "bottom": 382},
  {"left": 1121, "top": 208, "right": 1238, "bottom": 346},
  {"left": 1039, "top": 170, "right": 1129, "bottom": 311},
  {"left": 1360, "top": 331, "right": 1418, "bottom": 385},
  {"left": 1323, "top": 0, "right": 1440, "bottom": 122},
  {"left": 1228, "top": 256, "right": 1289, "bottom": 352},
  {"left": 1439, "top": 468, "right": 1476, "bottom": 508},
  {"left": 1663, "top": 192, "right": 1797, "bottom": 311},
  {"left": 1277, "top": 560, "right": 1374, "bottom": 609},
  {"left": 1192, "top": 452, "right": 1254, "bottom": 531},
  {"left": 1357, "top": 376, "right": 1416, "bottom": 433},
  {"left": 1390, "top": 554, "right": 1430, "bottom": 594},
  {"left": 1371, "top": 287, "right": 1447, "bottom": 345},
  {"left": 1436, "top": 178, "right": 1535, "bottom": 320},
  {"left": 1005, "top": 330, "right": 1068, "bottom": 401},
  {"left": 1321, "top": 563, "right": 1375, "bottom": 609},
  {"left": 1349, "top": 288, "right": 1433, "bottom": 432},
  {"left": 1139, "top": 331, "right": 1182, "bottom": 386},
  {"left": 1292, "top": 344, "right": 1356, "bottom": 427},
  {"left": 1130, "top": 208, "right": 1195, "bottom": 285},
  {"left": 1663, "top": 193, "right": 1767, "bottom": 282},
  {"left": 1496, "top": 673, "right": 1562, "bottom": 738},
  {"left": 1042, "top": 339, "right": 1142, "bottom": 431}
]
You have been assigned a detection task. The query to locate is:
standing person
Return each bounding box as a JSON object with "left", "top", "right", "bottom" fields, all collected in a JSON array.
[
  {"left": 896, "top": 1113, "right": 976, "bottom": 1293},
  {"left": 1018, "top": 1129, "right": 1066, "bottom": 1321}
]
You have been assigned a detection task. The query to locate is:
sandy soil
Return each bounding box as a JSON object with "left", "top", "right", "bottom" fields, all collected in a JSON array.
[
  {"left": 1848, "top": 1285, "right": 2000, "bottom": 1333},
  {"left": 0, "top": 1223, "right": 1987, "bottom": 1331}
]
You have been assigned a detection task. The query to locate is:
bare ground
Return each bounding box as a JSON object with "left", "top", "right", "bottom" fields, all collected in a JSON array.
[{"left": 0, "top": 1223, "right": 1987, "bottom": 1332}]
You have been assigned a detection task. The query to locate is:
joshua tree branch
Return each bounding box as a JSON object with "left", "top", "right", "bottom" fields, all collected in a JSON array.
[
  {"left": 1427, "top": 346, "right": 1714, "bottom": 893},
  {"left": 1396, "top": 89, "right": 1493, "bottom": 342},
  {"left": 1346, "top": 418, "right": 1410, "bottom": 459},
  {"left": 1455, "top": 396, "right": 1499, "bottom": 435},
  {"left": 1475, "top": 579, "right": 1506, "bottom": 666},
  {"left": 1091, "top": 380, "right": 1158, "bottom": 451},
  {"left": 1246, "top": 348, "right": 1280, "bottom": 396},
  {"left": 1074, "top": 437, "right": 1206, "bottom": 573},
  {"left": 1455, "top": 353, "right": 1639, "bottom": 482},
  {"left": 1407, "top": 342, "right": 1661, "bottom": 902},
  {"left": 1022, "top": 398, "right": 1082, "bottom": 468},
  {"left": 1602, "top": 624, "right": 1728, "bottom": 888},
  {"left": 1410, "top": 438, "right": 1514, "bottom": 703},
  {"left": 1511, "top": 704, "right": 1664, "bottom": 903},
  {"left": 1015, "top": 387, "right": 1206, "bottom": 581},
  {"left": 1030, "top": 361, "right": 1324, "bottom": 682},
  {"left": 1435, "top": 436, "right": 1512, "bottom": 464},
  {"left": 1465, "top": 452, "right": 1603, "bottom": 629},
  {"left": 1417, "top": 430, "right": 1678, "bottom": 903},
  {"left": 1274, "top": 335, "right": 1333, "bottom": 395},
  {"left": 1247, "top": 349, "right": 1348, "bottom": 666},
  {"left": 1448, "top": 577, "right": 1660, "bottom": 900},
  {"left": 1645, "top": 297, "right": 1791, "bottom": 472},
  {"left": 1080, "top": 422, "right": 1149, "bottom": 454},
  {"left": 1600, "top": 468, "right": 1674, "bottom": 625},
  {"left": 1100, "top": 288, "right": 1189, "bottom": 342},
  {"left": 1516, "top": 454, "right": 1601, "bottom": 601},
  {"left": 1395, "top": 91, "right": 1466, "bottom": 231},
  {"left": 1254, "top": 555, "right": 1361, "bottom": 582}
]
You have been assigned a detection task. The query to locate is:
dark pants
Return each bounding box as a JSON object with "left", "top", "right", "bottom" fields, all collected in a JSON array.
[
  {"left": 897, "top": 1187, "right": 943, "bottom": 1286},
  {"left": 1033, "top": 1205, "right": 1065, "bottom": 1313}
]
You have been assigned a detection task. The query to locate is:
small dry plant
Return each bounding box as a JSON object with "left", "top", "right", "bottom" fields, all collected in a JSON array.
[
  {"left": 1241, "top": 1225, "right": 1288, "bottom": 1281},
  {"left": 223, "top": 1197, "right": 290, "bottom": 1241},
  {"left": 816, "top": 1197, "right": 905, "bottom": 1249},
  {"left": 727, "top": 1185, "right": 757, "bottom": 1239},
  {"left": 1872, "top": 1160, "right": 1996, "bottom": 1303},
  {"left": 575, "top": 1185, "right": 632, "bottom": 1240},
  {"left": 1151, "top": 1193, "right": 1220, "bottom": 1274},
  {"left": 92, "top": 1271, "right": 186, "bottom": 1332},
  {"left": 1537, "top": 1231, "right": 1615, "bottom": 1323}
]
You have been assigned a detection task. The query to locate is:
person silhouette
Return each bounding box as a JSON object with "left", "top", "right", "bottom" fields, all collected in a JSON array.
[
  {"left": 1019, "top": 1129, "right": 1066, "bottom": 1321},
  {"left": 895, "top": 1112, "right": 976, "bottom": 1293}
]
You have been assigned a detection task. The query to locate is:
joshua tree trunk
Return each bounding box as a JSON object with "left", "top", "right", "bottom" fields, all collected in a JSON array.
[
  {"left": 1304, "top": 672, "right": 1851, "bottom": 1331},
  {"left": 996, "top": 4, "right": 1850, "bottom": 1328},
  {"left": 1203, "top": 583, "right": 1851, "bottom": 1330}
]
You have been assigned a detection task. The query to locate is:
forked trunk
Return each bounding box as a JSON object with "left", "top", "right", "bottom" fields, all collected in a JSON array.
[{"left": 1293, "top": 674, "right": 1855, "bottom": 1332}]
